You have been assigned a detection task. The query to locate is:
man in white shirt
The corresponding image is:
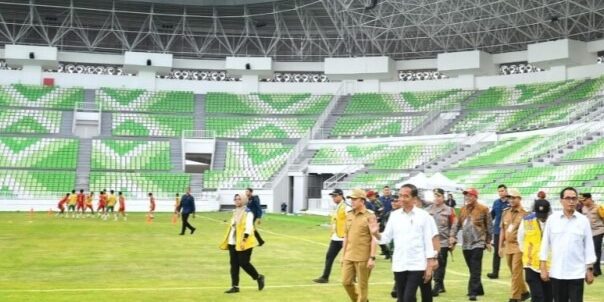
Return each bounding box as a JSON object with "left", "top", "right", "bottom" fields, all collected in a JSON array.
[
  {"left": 372, "top": 184, "right": 438, "bottom": 302},
  {"left": 539, "top": 187, "right": 596, "bottom": 302}
]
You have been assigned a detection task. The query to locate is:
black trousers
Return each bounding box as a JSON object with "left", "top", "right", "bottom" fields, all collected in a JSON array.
[
  {"left": 320, "top": 240, "right": 343, "bottom": 280},
  {"left": 433, "top": 247, "right": 449, "bottom": 289},
  {"left": 180, "top": 213, "right": 195, "bottom": 234},
  {"left": 524, "top": 268, "right": 552, "bottom": 302},
  {"left": 253, "top": 216, "right": 264, "bottom": 245},
  {"left": 394, "top": 271, "right": 424, "bottom": 302},
  {"left": 593, "top": 234, "right": 603, "bottom": 275},
  {"left": 228, "top": 245, "right": 259, "bottom": 287},
  {"left": 551, "top": 278, "right": 584, "bottom": 302},
  {"left": 419, "top": 277, "right": 432, "bottom": 302},
  {"left": 492, "top": 233, "right": 501, "bottom": 275},
  {"left": 463, "top": 248, "right": 485, "bottom": 296}
]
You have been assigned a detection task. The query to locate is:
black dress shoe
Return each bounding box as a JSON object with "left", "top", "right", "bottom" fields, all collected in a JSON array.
[
  {"left": 190, "top": 227, "right": 196, "bottom": 235},
  {"left": 178, "top": 233, "right": 185, "bottom": 236},
  {"left": 224, "top": 287, "right": 239, "bottom": 294},
  {"left": 257, "top": 274, "right": 265, "bottom": 291},
  {"left": 469, "top": 295, "right": 477, "bottom": 301},
  {"left": 486, "top": 273, "right": 498, "bottom": 279},
  {"left": 520, "top": 292, "right": 531, "bottom": 301},
  {"left": 312, "top": 277, "right": 328, "bottom": 283}
]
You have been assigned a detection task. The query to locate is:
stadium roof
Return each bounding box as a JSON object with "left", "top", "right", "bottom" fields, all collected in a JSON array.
[{"left": 0, "top": 0, "right": 603, "bottom": 62}]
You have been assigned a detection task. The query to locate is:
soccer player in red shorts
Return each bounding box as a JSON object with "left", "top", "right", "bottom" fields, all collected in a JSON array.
[
  {"left": 117, "top": 192, "right": 126, "bottom": 221},
  {"left": 96, "top": 190, "right": 107, "bottom": 217},
  {"left": 148, "top": 192, "right": 156, "bottom": 219},
  {"left": 57, "top": 193, "right": 69, "bottom": 217},
  {"left": 76, "top": 189, "right": 85, "bottom": 218}
]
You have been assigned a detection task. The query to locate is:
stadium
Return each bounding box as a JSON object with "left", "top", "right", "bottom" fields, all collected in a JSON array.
[{"left": 0, "top": 0, "right": 604, "bottom": 301}]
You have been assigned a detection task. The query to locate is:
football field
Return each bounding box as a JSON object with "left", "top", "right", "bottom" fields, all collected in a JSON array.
[{"left": 0, "top": 212, "right": 602, "bottom": 302}]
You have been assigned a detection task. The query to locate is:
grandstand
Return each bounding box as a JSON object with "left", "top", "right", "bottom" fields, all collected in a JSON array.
[{"left": 0, "top": 1, "right": 602, "bottom": 215}]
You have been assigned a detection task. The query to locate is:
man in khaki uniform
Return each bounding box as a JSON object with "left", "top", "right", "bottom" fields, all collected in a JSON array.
[
  {"left": 342, "top": 188, "right": 378, "bottom": 302},
  {"left": 499, "top": 188, "right": 530, "bottom": 302}
]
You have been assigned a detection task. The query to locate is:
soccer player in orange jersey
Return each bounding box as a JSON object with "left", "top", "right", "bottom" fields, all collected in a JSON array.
[
  {"left": 57, "top": 193, "right": 69, "bottom": 217},
  {"left": 117, "top": 192, "right": 127, "bottom": 221},
  {"left": 148, "top": 192, "right": 156, "bottom": 219},
  {"left": 96, "top": 191, "right": 107, "bottom": 217},
  {"left": 76, "top": 189, "right": 85, "bottom": 218}
]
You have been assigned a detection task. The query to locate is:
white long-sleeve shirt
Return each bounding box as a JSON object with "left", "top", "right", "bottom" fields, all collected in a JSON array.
[
  {"left": 539, "top": 211, "right": 596, "bottom": 279},
  {"left": 380, "top": 207, "right": 438, "bottom": 272},
  {"left": 228, "top": 211, "right": 255, "bottom": 245}
]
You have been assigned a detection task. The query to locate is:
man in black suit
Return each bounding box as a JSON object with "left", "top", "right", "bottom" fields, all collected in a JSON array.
[{"left": 177, "top": 187, "right": 196, "bottom": 235}]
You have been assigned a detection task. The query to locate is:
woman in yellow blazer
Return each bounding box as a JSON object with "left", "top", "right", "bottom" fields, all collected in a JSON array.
[{"left": 220, "top": 193, "right": 265, "bottom": 294}]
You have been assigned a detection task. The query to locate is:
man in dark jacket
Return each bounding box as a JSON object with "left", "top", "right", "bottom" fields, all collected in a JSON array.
[
  {"left": 177, "top": 187, "right": 196, "bottom": 235},
  {"left": 488, "top": 184, "right": 509, "bottom": 279},
  {"left": 246, "top": 188, "right": 265, "bottom": 246}
]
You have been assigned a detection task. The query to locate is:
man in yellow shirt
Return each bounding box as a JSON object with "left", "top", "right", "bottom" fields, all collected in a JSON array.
[
  {"left": 84, "top": 191, "right": 95, "bottom": 216},
  {"left": 105, "top": 190, "right": 117, "bottom": 220},
  {"left": 313, "top": 189, "right": 349, "bottom": 284},
  {"left": 67, "top": 189, "right": 77, "bottom": 218}
]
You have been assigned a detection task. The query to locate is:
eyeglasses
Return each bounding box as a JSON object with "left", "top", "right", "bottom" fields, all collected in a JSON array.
[{"left": 562, "top": 196, "right": 578, "bottom": 202}]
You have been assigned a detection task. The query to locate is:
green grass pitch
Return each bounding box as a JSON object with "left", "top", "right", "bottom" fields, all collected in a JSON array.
[{"left": 0, "top": 212, "right": 602, "bottom": 302}]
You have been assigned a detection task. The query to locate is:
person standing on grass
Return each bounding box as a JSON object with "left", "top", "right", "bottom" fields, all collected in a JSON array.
[
  {"left": 499, "top": 189, "right": 530, "bottom": 302},
  {"left": 177, "top": 187, "right": 196, "bottom": 235},
  {"left": 117, "top": 192, "right": 126, "bottom": 221},
  {"left": 246, "top": 188, "right": 265, "bottom": 246},
  {"left": 427, "top": 188, "right": 457, "bottom": 297},
  {"left": 76, "top": 189, "right": 85, "bottom": 218},
  {"left": 518, "top": 198, "right": 553, "bottom": 302},
  {"left": 221, "top": 193, "right": 265, "bottom": 294},
  {"left": 579, "top": 193, "right": 604, "bottom": 277},
  {"left": 174, "top": 193, "right": 181, "bottom": 216},
  {"left": 96, "top": 190, "right": 106, "bottom": 217},
  {"left": 450, "top": 188, "right": 492, "bottom": 301},
  {"left": 540, "top": 187, "right": 596, "bottom": 302},
  {"left": 105, "top": 190, "right": 117, "bottom": 220},
  {"left": 57, "top": 193, "right": 69, "bottom": 217},
  {"left": 148, "top": 192, "right": 156, "bottom": 219},
  {"left": 342, "top": 188, "right": 377, "bottom": 302},
  {"left": 489, "top": 184, "right": 509, "bottom": 279},
  {"left": 67, "top": 189, "right": 77, "bottom": 218},
  {"left": 314, "top": 188, "right": 348, "bottom": 284},
  {"left": 372, "top": 184, "right": 438, "bottom": 302},
  {"left": 84, "top": 191, "right": 94, "bottom": 216}
]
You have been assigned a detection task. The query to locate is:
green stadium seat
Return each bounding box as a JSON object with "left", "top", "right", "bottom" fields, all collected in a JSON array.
[
  {"left": 91, "top": 139, "right": 172, "bottom": 170},
  {"left": 205, "top": 93, "right": 331, "bottom": 114},
  {"left": 0, "top": 137, "right": 78, "bottom": 169},
  {"left": 112, "top": 113, "right": 194, "bottom": 137},
  {"left": 0, "top": 84, "right": 83, "bottom": 109},
  {"left": 0, "top": 170, "right": 76, "bottom": 199},
  {"left": 205, "top": 117, "right": 314, "bottom": 139},
  {"left": 203, "top": 142, "right": 292, "bottom": 189},
  {"left": 330, "top": 116, "right": 423, "bottom": 137},
  {"left": 97, "top": 88, "right": 194, "bottom": 113},
  {"left": 0, "top": 109, "right": 62, "bottom": 134}
]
